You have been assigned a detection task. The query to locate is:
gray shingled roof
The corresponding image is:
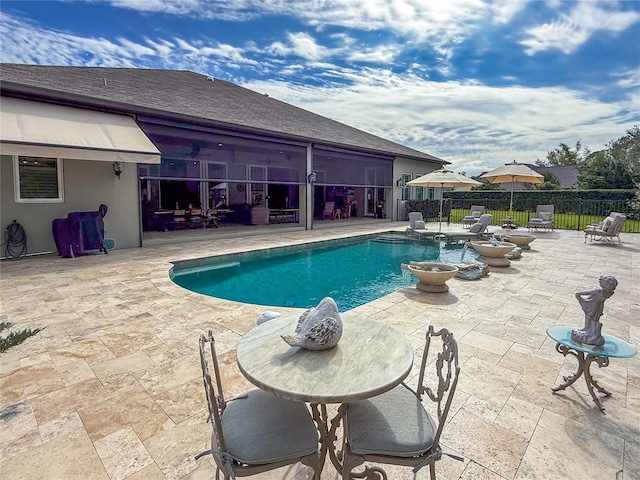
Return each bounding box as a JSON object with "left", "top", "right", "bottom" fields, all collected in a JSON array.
[{"left": 0, "top": 63, "right": 446, "bottom": 164}]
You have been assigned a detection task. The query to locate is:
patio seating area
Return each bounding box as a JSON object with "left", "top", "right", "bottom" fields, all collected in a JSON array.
[{"left": 0, "top": 222, "right": 638, "bottom": 480}]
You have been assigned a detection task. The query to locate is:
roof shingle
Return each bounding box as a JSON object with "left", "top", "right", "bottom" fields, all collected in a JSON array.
[{"left": 0, "top": 64, "right": 446, "bottom": 164}]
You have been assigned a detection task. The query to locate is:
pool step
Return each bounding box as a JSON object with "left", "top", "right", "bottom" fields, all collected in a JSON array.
[
  {"left": 372, "top": 234, "right": 414, "bottom": 244},
  {"left": 172, "top": 261, "right": 241, "bottom": 278}
]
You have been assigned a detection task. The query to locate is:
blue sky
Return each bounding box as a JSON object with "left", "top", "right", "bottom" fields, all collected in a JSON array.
[{"left": 1, "top": 0, "right": 639, "bottom": 176}]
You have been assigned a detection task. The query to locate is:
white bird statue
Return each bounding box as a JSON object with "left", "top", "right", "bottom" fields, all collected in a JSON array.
[{"left": 281, "top": 297, "right": 343, "bottom": 350}]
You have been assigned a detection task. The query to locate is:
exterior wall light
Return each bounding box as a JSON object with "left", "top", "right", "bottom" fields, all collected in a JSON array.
[
  {"left": 113, "top": 162, "right": 124, "bottom": 179},
  {"left": 396, "top": 178, "right": 404, "bottom": 188},
  {"left": 308, "top": 172, "right": 317, "bottom": 184}
]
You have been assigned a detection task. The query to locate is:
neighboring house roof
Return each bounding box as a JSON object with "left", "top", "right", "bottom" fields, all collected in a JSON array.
[
  {"left": 0, "top": 63, "right": 446, "bottom": 165},
  {"left": 473, "top": 164, "right": 578, "bottom": 189},
  {"left": 529, "top": 165, "right": 579, "bottom": 188}
]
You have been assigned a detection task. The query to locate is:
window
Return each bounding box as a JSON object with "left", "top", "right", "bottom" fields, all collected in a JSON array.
[
  {"left": 13, "top": 156, "right": 64, "bottom": 203},
  {"left": 401, "top": 173, "right": 412, "bottom": 200},
  {"left": 413, "top": 174, "right": 425, "bottom": 200}
]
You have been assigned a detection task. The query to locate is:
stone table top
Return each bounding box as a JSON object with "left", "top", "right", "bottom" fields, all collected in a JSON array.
[{"left": 236, "top": 312, "right": 414, "bottom": 404}]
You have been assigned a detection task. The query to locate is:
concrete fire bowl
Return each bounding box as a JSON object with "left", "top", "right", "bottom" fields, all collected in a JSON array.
[
  {"left": 408, "top": 263, "right": 459, "bottom": 293},
  {"left": 503, "top": 233, "right": 536, "bottom": 250},
  {"left": 470, "top": 241, "right": 517, "bottom": 267}
]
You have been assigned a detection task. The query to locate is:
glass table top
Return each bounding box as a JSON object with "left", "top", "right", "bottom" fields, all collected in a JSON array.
[{"left": 547, "top": 326, "right": 637, "bottom": 358}]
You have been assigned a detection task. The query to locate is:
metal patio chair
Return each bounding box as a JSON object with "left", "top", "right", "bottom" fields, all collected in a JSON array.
[
  {"left": 584, "top": 212, "right": 626, "bottom": 245},
  {"left": 341, "top": 326, "right": 462, "bottom": 479},
  {"left": 527, "top": 205, "right": 554, "bottom": 231},
  {"left": 462, "top": 205, "right": 485, "bottom": 228},
  {"left": 196, "top": 331, "right": 322, "bottom": 479}
]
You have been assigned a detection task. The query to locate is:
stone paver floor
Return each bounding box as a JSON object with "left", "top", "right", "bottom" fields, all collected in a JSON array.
[{"left": 1, "top": 222, "right": 638, "bottom": 480}]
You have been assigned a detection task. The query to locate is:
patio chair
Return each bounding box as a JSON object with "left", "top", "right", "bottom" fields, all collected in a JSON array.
[
  {"left": 462, "top": 205, "right": 485, "bottom": 228},
  {"left": 323, "top": 201, "right": 336, "bottom": 220},
  {"left": 172, "top": 209, "right": 188, "bottom": 230},
  {"left": 188, "top": 208, "right": 204, "bottom": 229},
  {"left": 443, "top": 213, "right": 492, "bottom": 242},
  {"left": 205, "top": 208, "right": 220, "bottom": 228},
  {"left": 195, "top": 331, "right": 321, "bottom": 479},
  {"left": 341, "top": 325, "right": 462, "bottom": 479},
  {"left": 584, "top": 212, "right": 626, "bottom": 245},
  {"left": 527, "top": 205, "right": 554, "bottom": 231},
  {"left": 407, "top": 212, "right": 427, "bottom": 231}
]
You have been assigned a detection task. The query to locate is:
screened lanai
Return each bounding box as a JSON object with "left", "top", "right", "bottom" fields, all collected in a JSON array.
[{"left": 138, "top": 119, "right": 394, "bottom": 233}]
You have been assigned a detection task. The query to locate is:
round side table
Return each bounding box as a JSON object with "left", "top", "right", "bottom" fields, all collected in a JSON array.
[{"left": 546, "top": 326, "right": 637, "bottom": 412}]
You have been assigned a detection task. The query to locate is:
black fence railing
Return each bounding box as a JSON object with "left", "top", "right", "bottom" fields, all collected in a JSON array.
[{"left": 398, "top": 198, "right": 639, "bottom": 233}]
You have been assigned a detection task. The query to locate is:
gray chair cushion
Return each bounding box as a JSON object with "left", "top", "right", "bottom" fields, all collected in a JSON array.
[
  {"left": 346, "top": 385, "right": 436, "bottom": 457},
  {"left": 222, "top": 389, "right": 318, "bottom": 465},
  {"left": 469, "top": 222, "right": 484, "bottom": 233}
]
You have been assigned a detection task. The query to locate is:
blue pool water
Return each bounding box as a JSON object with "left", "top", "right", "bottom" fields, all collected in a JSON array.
[{"left": 171, "top": 233, "right": 479, "bottom": 312}]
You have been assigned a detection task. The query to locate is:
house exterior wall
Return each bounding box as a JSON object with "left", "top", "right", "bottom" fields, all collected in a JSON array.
[
  {"left": 1, "top": 154, "right": 141, "bottom": 256},
  {"left": 392, "top": 156, "right": 442, "bottom": 220}
]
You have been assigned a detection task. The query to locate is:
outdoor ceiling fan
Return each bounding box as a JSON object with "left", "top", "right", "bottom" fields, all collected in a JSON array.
[{"left": 174, "top": 140, "right": 207, "bottom": 158}]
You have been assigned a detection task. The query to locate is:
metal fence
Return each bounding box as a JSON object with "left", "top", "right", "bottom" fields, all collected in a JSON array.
[{"left": 398, "top": 198, "right": 640, "bottom": 233}]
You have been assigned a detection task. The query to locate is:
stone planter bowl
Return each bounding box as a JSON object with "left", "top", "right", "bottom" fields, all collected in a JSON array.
[
  {"left": 503, "top": 233, "right": 536, "bottom": 250},
  {"left": 408, "top": 263, "right": 459, "bottom": 293},
  {"left": 470, "top": 241, "right": 517, "bottom": 267}
]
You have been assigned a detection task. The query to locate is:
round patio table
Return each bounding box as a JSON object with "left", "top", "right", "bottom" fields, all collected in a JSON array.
[
  {"left": 237, "top": 312, "right": 414, "bottom": 472},
  {"left": 547, "top": 326, "right": 636, "bottom": 413}
]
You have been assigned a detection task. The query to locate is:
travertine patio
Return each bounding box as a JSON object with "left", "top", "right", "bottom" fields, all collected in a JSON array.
[{"left": 1, "top": 222, "right": 638, "bottom": 480}]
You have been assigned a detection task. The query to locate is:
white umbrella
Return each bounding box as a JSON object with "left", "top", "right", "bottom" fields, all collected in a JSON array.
[
  {"left": 480, "top": 161, "right": 543, "bottom": 217},
  {"left": 407, "top": 168, "right": 481, "bottom": 236}
]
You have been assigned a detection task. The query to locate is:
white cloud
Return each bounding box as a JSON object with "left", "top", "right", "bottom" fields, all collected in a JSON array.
[
  {"left": 242, "top": 71, "right": 636, "bottom": 175},
  {"left": 521, "top": 2, "right": 640, "bottom": 55},
  {"left": 0, "top": 13, "right": 258, "bottom": 70},
  {"left": 490, "top": 0, "right": 529, "bottom": 24},
  {"left": 267, "top": 32, "right": 332, "bottom": 61}
]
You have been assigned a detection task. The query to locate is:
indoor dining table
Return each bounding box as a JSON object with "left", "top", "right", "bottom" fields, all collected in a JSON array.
[{"left": 236, "top": 311, "right": 414, "bottom": 473}]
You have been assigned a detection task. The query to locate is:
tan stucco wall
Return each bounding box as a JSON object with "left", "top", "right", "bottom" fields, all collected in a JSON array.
[{"left": 1, "top": 155, "right": 141, "bottom": 256}]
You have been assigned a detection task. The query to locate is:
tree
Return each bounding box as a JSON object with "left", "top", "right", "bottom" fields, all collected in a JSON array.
[
  {"left": 542, "top": 141, "right": 590, "bottom": 167},
  {"left": 606, "top": 125, "right": 640, "bottom": 178},
  {"left": 535, "top": 171, "right": 561, "bottom": 190},
  {"left": 578, "top": 126, "right": 640, "bottom": 189},
  {"left": 471, "top": 182, "right": 504, "bottom": 191},
  {"left": 578, "top": 150, "right": 636, "bottom": 189}
]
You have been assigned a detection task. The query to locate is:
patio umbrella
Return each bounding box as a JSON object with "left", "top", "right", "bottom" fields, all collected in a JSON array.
[
  {"left": 407, "top": 168, "right": 481, "bottom": 236},
  {"left": 480, "top": 161, "right": 543, "bottom": 217}
]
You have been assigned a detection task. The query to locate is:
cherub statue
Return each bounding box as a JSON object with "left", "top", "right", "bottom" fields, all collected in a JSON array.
[{"left": 571, "top": 275, "right": 617, "bottom": 346}]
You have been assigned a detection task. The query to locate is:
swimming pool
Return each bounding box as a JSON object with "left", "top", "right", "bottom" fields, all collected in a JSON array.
[{"left": 171, "top": 233, "right": 479, "bottom": 311}]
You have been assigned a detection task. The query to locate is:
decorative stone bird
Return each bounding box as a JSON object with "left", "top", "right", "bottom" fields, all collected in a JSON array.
[{"left": 281, "top": 297, "right": 343, "bottom": 350}]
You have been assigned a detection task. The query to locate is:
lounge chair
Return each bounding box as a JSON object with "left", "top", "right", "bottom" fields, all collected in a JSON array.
[
  {"left": 407, "top": 212, "right": 427, "bottom": 232},
  {"left": 528, "top": 205, "right": 554, "bottom": 231},
  {"left": 443, "top": 214, "right": 492, "bottom": 242},
  {"left": 584, "top": 212, "right": 626, "bottom": 245},
  {"left": 462, "top": 205, "right": 485, "bottom": 228}
]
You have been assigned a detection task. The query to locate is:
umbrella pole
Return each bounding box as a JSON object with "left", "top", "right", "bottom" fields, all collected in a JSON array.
[
  {"left": 438, "top": 184, "right": 444, "bottom": 236},
  {"left": 509, "top": 174, "right": 515, "bottom": 218},
  {"left": 509, "top": 188, "right": 514, "bottom": 218}
]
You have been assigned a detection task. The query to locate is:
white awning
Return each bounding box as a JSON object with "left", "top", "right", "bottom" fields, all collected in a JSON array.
[{"left": 0, "top": 97, "right": 161, "bottom": 164}]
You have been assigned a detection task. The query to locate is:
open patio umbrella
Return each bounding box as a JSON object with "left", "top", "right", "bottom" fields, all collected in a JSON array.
[
  {"left": 480, "top": 161, "right": 543, "bottom": 217},
  {"left": 407, "top": 168, "right": 481, "bottom": 236}
]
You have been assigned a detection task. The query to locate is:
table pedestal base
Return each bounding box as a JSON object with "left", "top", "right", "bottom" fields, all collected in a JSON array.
[{"left": 551, "top": 343, "right": 611, "bottom": 413}]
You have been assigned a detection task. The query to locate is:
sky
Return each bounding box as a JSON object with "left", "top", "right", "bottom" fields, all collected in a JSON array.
[{"left": 1, "top": 0, "right": 639, "bottom": 176}]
